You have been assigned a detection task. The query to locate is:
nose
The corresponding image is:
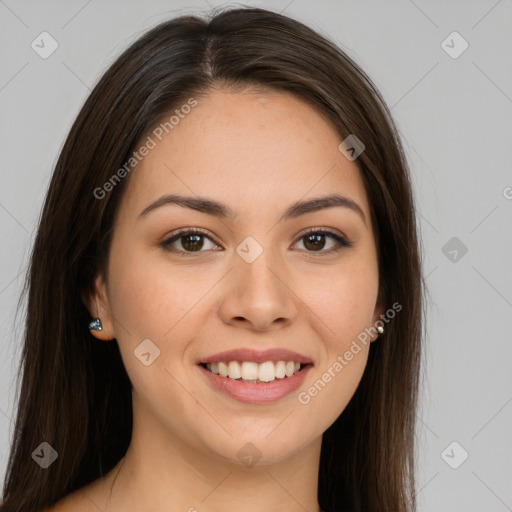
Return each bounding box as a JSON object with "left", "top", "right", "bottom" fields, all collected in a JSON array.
[{"left": 218, "top": 246, "right": 298, "bottom": 332}]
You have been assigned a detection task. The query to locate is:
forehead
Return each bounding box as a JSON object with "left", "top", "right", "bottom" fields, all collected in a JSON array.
[{"left": 118, "top": 88, "right": 371, "bottom": 224}]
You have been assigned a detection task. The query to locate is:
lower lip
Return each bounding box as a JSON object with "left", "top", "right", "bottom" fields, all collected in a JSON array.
[{"left": 197, "top": 364, "right": 312, "bottom": 404}]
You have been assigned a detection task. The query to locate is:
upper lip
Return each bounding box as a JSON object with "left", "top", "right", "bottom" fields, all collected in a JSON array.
[{"left": 198, "top": 348, "right": 313, "bottom": 365}]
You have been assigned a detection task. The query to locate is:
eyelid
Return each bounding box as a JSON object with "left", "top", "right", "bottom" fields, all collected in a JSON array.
[
  {"left": 294, "top": 226, "right": 349, "bottom": 242},
  {"left": 164, "top": 226, "right": 219, "bottom": 242}
]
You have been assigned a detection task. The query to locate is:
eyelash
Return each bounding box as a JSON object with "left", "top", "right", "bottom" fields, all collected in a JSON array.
[{"left": 159, "top": 227, "right": 353, "bottom": 257}]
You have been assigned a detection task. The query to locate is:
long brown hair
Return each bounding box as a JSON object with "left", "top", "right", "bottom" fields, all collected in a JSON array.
[{"left": 1, "top": 7, "right": 425, "bottom": 511}]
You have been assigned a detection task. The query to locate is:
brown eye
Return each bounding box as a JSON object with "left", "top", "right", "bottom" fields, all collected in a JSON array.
[
  {"left": 303, "top": 233, "right": 327, "bottom": 251},
  {"left": 293, "top": 229, "right": 353, "bottom": 255},
  {"left": 160, "top": 228, "right": 352, "bottom": 256},
  {"left": 160, "top": 229, "right": 220, "bottom": 254},
  {"left": 180, "top": 233, "right": 204, "bottom": 251}
]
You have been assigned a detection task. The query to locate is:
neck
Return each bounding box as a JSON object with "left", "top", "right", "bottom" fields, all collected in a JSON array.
[{"left": 94, "top": 400, "right": 323, "bottom": 512}]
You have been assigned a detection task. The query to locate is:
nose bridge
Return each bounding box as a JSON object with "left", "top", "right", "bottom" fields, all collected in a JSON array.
[
  {"left": 236, "top": 239, "right": 283, "bottom": 299},
  {"left": 219, "top": 238, "right": 297, "bottom": 330}
]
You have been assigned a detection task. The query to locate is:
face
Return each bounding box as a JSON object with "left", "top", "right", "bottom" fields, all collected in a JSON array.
[{"left": 89, "top": 87, "right": 383, "bottom": 466}]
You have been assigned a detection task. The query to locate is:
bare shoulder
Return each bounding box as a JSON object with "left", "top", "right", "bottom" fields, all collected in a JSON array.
[
  {"left": 40, "top": 460, "right": 123, "bottom": 512},
  {"left": 45, "top": 478, "right": 108, "bottom": 512},
  {"left": 43, "top": 493, "right": 90, "bottom": 512}
]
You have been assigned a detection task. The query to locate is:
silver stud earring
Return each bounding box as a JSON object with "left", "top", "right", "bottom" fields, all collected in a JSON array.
[{"left": 88, "top": 318, "right": 103, "bottom": 331}]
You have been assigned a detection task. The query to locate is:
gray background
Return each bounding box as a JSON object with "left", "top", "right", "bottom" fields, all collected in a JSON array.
[{"left": 1, "top": 0, "right": 511, "bottom": 510}]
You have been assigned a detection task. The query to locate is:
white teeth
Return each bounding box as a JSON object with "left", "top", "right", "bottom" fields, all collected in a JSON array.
[
  {"left": 258, "top": 361, "right": 275, "bottom": 382},
  {"left": 228, "top": 361, "right": 241, "bottom": 379},
  {"left": 218, "top": 361, "right": 228, "bottom": 377},
  {"left": 285, "top": 361, "right": 295, "bottom": 377},
  {"left": 205, "top": 360, "right": 304, "bottom": 382},
  {"left": 275, "top": 360, "right": 286, "bottom": 378},
  {"left": 241, "top": 362, "right": 259, "bottom": 380}
]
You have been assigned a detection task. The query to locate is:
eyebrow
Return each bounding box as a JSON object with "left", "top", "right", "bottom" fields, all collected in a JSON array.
[{"left": 138, "top": 193, "right": 366, "bottom": 225}]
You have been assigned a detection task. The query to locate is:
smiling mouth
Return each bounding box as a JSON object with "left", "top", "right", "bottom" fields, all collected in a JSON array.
[{"left": 199, "top": 360, "right": 311, "bottom": 384}]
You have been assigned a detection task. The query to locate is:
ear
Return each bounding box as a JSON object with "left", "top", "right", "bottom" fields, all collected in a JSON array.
[
  {"left": 370, "top": 300, "right": 386, "bottom": 342},
  {"left": 82, "top": 274, "right": 116, "bottom": 341}
]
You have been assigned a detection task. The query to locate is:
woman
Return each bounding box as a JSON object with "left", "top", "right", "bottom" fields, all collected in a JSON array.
[{"left": 1, "top": 6, "right": 424, "bottom": 512}]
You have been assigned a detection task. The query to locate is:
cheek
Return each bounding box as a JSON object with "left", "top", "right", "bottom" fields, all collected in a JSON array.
[
  {"left": 296, "top": 270, "right": 375, "bottom": 426},
  {"left": 296, "top": 257, "right": 379, "bottom": 346},
  {"left": 105, "top": 245, "right": 205, "bottom": 404},
  {"left": 107, "top": 244, "right": 212, "bottom": 339}
]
